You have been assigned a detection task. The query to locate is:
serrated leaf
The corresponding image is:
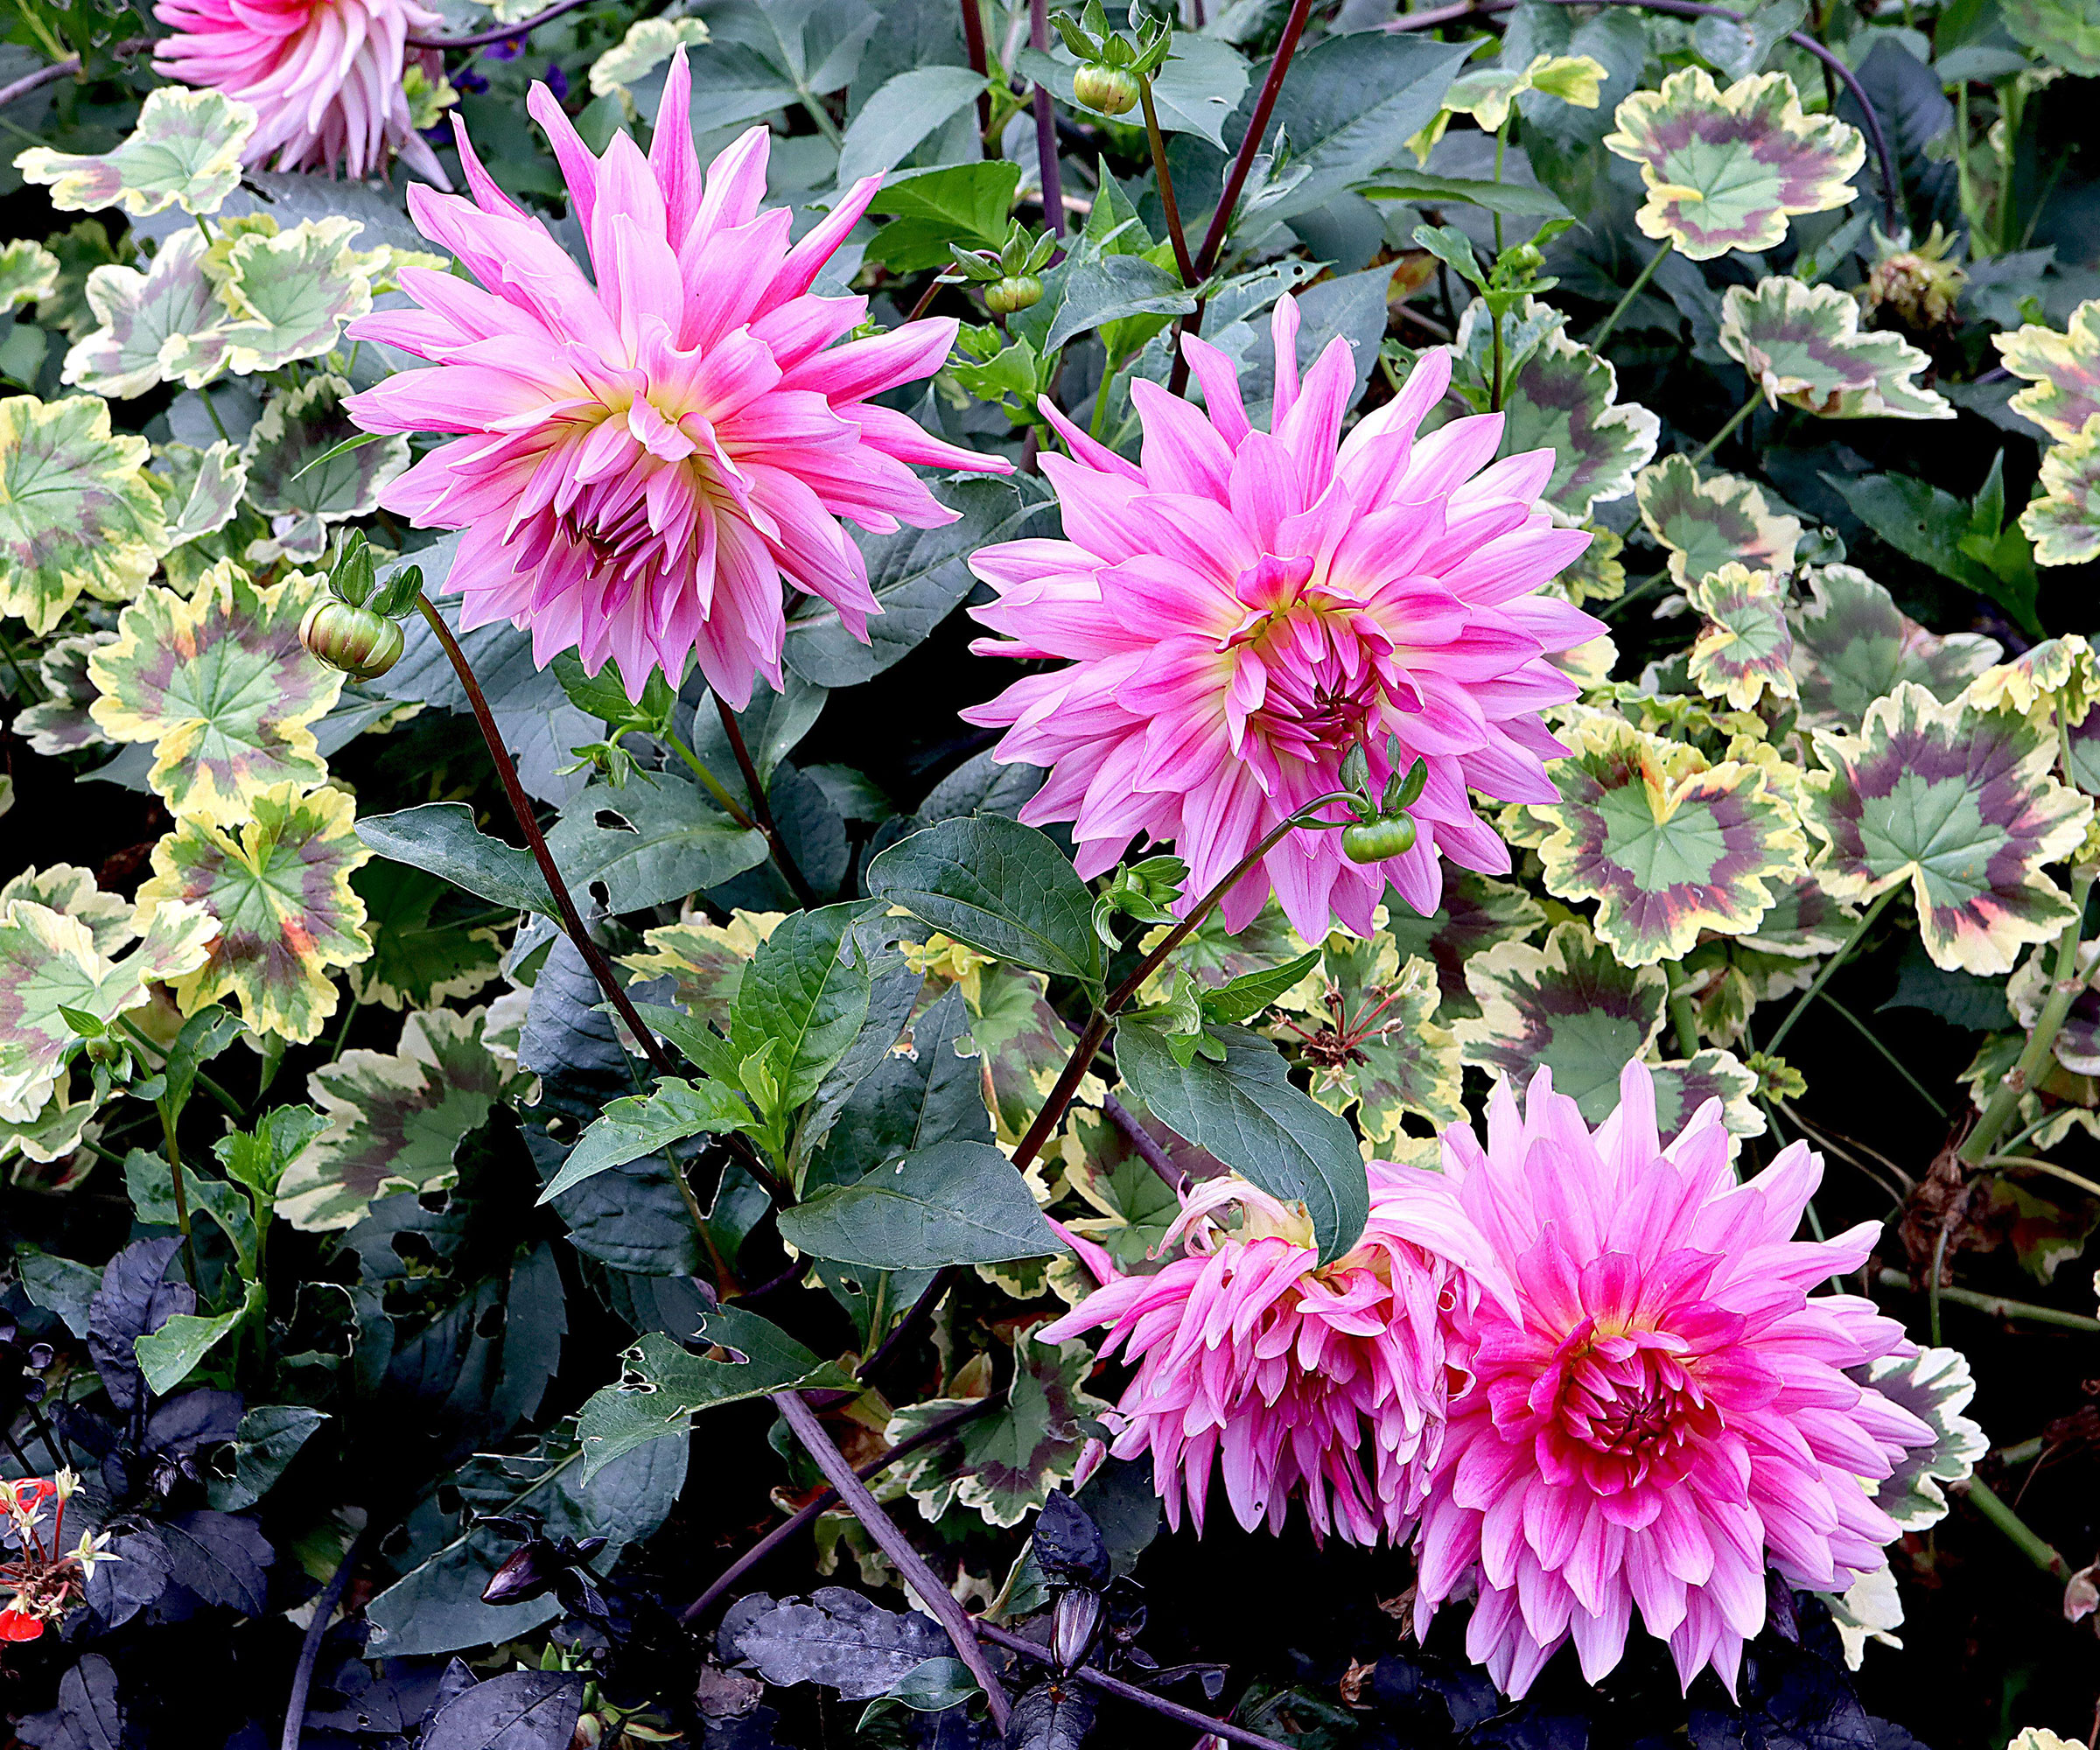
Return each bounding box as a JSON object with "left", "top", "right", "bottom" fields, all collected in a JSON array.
[
  {"left": 865, "top": 161, "right": 1025, "bottom": 273},
  {"left": 776, "top": 1139, "right": 1062, "bottom": 1270},
  {"left": 1857, "top": 1346, "right": 1988, "bottom": 1530},
  {"left": 1687, "top": 562, "right": 1797, "bottom": 710},
  {"left": 1603, "top": 68, "right": 1863, "bottom": 259},
  {"left": 214, "top": 216, "right": 374, "bottom": 376},
  {"left": 1788, "top": 564, "right": 2000, "bottom": 730},
  {"left": 1278, "top": 936, "right": 1461, "bottom": 1139},
  {"left": 16, "top": 88, "right": 257, "bottom": 219},
  {"left": 278, "top": 1008, "right": 528, "bottom": 1230},
  {"left": 1802, "top": 682, "right": 2091, "bottom": 975},
  {"left": 88, "top": 561, "right": 342, "bottom": 828},
  {"left": 728, "top": 902, "right": 876, "bottom": 1114},
  {"left": 0, "top": 240, "right": 58, "bottom": 313},
  {"left": 540, "top": 1077, "right": 754, "bottom": 1203},
  {"left": 1635, "top": 453, "right": 1802, "bottom": 585},
  {"left": 621, "top": 908, "right": 781, "bottom": 1023},
  {"left": 1993, "top": 298, "right": 2100, "bottom": 442},
  {"left": 1351, "top": 168, "right": 1572, "bottom": 220},
  {"left": 241, "top": 374, "right": 408, "bottom": 563},
  {"left": 1443, "top": 52, "right": 1608, "bottom": 133},
  {"left": 136, "top": 781, "right": 373, "bottom": 1043},
  {"left": 347, "top": 863, "right": 502, "bottom": 1012},
  {"left": 0, "top": 393, "right": 166, "bottom": 634},
  {"left": 1056, "top": 1104, "right": 1181, "bottom": 1275},
  {"left": 1533, "top": 711, "right": 1808, "bottom": 963},
  {"left": 869, "top": 816, "right": 1102, "bottom": 985},
  {"left": 0, "top": 899, "right": 214, "bottom": 1124},
  {"left": 60, "top": 228, "right": 230, "bottom": 398},
  {"left": 16, "top": 632, "right": 116, "bottom": 758},
  {"left": 2024, "top": 415, "right": 2100, "bottom": 569},
  {"left": 1719, "top": 276, "right": 1952, "bottom": 420},
  {"left": 541, "top": 771, "right": 767, "bottom": 913}
]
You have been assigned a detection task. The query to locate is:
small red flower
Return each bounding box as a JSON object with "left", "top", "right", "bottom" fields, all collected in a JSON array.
[{"left": 0, "top": 1606, "right": 45, "bottom": 1642}]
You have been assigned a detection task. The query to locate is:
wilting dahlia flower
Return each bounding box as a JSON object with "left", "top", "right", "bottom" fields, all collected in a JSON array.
[
  {"left": 155, "top": 0, "right": 448, "bottom": 183},
  {"left": 1039, "top": 1164, "right": 1504, "bottom": 1545},
  {"left": 963, "top": 303, "right": 1598, "bottom": 939},
  {"left": 1414, "top": 1060, "right": 1934, "bottom": 1698},
  {"left": 345, "top": 50, "right": 1003, "bottom": 704}
]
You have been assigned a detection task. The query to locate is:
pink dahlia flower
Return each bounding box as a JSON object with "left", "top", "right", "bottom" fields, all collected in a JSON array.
[
  {"left": 344, "top": 51, "right": 1005, "bottom": 704},
  {"left": 962, "top": 302, "right": 1599, "bottom": 939},
  {"left": 155, "top": 0, "right": 449, "bottom": 184},
  {"left": 1040, "top": 1165, "right": 1506, "bottom": 1546},
  {"left": 1414, "top": 1060, "right": 1935, "bottom": 1698}
]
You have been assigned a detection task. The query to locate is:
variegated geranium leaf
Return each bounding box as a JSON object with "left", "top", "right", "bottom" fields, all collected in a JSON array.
[
  {"left": 1635, "top": 454, "right": 1802, "bottom": 585},
  {"left": 2024, "top": 415, "right": 2100, "bottom": 568},
  {"left": 348, "top": 864, "right": 504, "bottom": 1012},
  {"left": 1854, "top": 1347, "right": 1988, "bottom": 1531},
  {"left": 1650, "top": 1046, "right": 1765, "bottom": 1139},
  {"left": 589, "top": 15, "right": 715, "bottom": 98},
  {"left": 1993, "top": 298, "right": 2100, "bottom": 442},
  {"left": 2002, "top": 0, "right": 2100, "bottom": 74},
  {"left": 1456, "top": 920, "right": 1670, "bottom": 1121},
  {"left": 0, "top": 241, "right": 59, "bottom": 313},
  {"left": 88, "top": 561, "right": 342, "bottom": 829},
  {"left": 15, "top": 88, "right": 257, "bottom": 219},
  {"left": 1275, "top": 935, "right": 1462, "bottom": 1140},
  {"left": 1454, "top": 297, "right": 1658, "bottom": 524},
  {"left": 214, "top": 217, "right": 375, "bottom": 376},
  {"left": 1740, "top": 872, "right": 1860, "bottom": 956},
  {"left": 1549, "top": 524, "right": 1628, "bottom": 606},
  {"left": 967, "top": 962, "right": 1096, "bottom": 1142},
  {"left": 1687, "top": 562, "right": 1796, "bottom": 710},
  {"left": 15, "top": 632, "right": 116, "bottom": 758},
  {"left": 1057, "top": 1104, "right": 1183, "bottom": 1277},
  {"left": 886, "top": 1332, "right": 1110, "bottom": 1528},
  {"left": 0, "top": 864, "right": 134, "bottom": 956},
  {"left": 60, "top": 229, "right": 230, "bottom": 399},
  {"left": 1140, "top": 900, "right": 1310, "bottom": 996},
  {"left": 0, "top": 394, "right": 166, "bottom": 634},
  {"left": 1533, "top": 712, "right": 1808, "bottom": 963},
  {"left": 1788, "top": 565, "right": 2001, "bottom": 729},
  {"left": 623, "top": 909, "right": 786, "bottom": 1026},
  {"left": 157, "top": 439, "right": 248, "bottom": 549},
  {"left": 0, "top": 898, "right": 214, "bottom": 1123},
  {"left": 1602, "top": 69, "right": 1864, "bottom": 260},
  {"left": 1802, "top": 682, "right": 2092, "bottom": 975},
  {"left": 1964, "top": 634, "right": 2097, "bottom": 723},
  {"left": 1720, "top": 276, "right": 1953, "bottom": 419},
  {"left": 1383, "top": 868, "right": 1545, "bottom": 1018},
  {"left": 2007, "top": 938, "right": 2100, "bottom": 1075},
  {"left": 242, "top": 374, "right": 409, "bottom": 564},
  {"left": 0, "top": 1084, "right": 98, "bottom": 1170},
  {"left": 136, "top": 782, "right": 374, "bottom": 1044},
  {"left": 279, "top": 1007, "right": 531, "bottom": 1230}
]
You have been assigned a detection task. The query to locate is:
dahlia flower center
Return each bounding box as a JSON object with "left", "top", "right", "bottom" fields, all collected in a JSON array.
[
  {"left": 1550, "top": 1320, "right": 1719, "bottom": 1476},
  {"left": 1230, "top": 593, "right": 1404, "bottom": 763}
]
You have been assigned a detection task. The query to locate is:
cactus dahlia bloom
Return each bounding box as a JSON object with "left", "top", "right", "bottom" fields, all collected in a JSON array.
[
  {"left": 962, "top": 301, "right": 1599, "bottom": 939},
  {"left": 1039, "top": 1165, "right": 1506, "bottom": 1545},
  {"left": 344, "top": 52, "right": 1004, "bottom": 705},
  {"left": 1414, "top": 1060, "right": 1936, "bottom": 1699},
  {"left": 154, "top": 0, "right": 448, "bottom": 183}
]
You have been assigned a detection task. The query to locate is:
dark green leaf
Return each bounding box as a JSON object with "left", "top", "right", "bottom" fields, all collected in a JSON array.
[
  {"left": 729, "top": 902, "right": 879, "bottom": 1110},
  {"left": 356, "top": 802, "right": 555, "bottom": 915},
  {"left": 542, "top": 773, "right": 769, "bottom": 914},
  {"left": 1202, "top": 948, "right": 1323, "bottom": 1026},
  {"left": 206, "top": 1404, "right": 328, "bottom": 1512},
  {"left": 774, "top": 1138, "right": 1063, "bottom": 1269},
  {"left": 537, "top": 1077, "right": 757, "bottom": 1203},
  {"left": 1043, "top": 255, "right": 1196, "bottom": 351},
  {"left": 867, "top": 815, "right": 1102, "bottom": 984},
  {"left": 1355, "top": 169, "right": 1573, "bottom": 219}
]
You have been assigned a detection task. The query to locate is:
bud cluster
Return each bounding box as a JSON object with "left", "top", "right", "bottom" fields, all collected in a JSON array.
[{"left": 298, "top": 530, "right": 426, "bottom": 682}]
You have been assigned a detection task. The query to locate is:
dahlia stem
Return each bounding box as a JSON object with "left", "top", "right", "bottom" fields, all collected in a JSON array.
[
  {"left": 771, "top": 1390, "right": 1012, "bottom": 1731},
  {"left": 1874, "top": 1267, "right": 2100, "bottom": 1334},
  {"left": 410, "top": 598, "right": 679, "bottom": 1084},
  {"left": 1958, "top": 1476, "right": 2070, "bottom": 1579},
  {"left": 1103, "top": 1091, "right": 1179, "bottom": 1188},
  {"left": 1588, "top": 239, "right": 1670, "bottom": 351},
  {"left": 711, "top": 695, "right": 821, "bottom": 908},
  {"left": 1166, "top": 0, "right": 1318, "bottom": 397},
  {"left": 1689, "top": 387, "right": 1762, "bottom": 466},
  {"left": 1763, "top": 884, "right": 1896, "bottom": 1055},
  {"left": 1028, "top": 0, "right": 1066, "bottom": 236},
  {"left": 1138, "top": 73, "right": 1197, "bottom": 287},
  {"left": 1961, "top": 862, "right": 2097, "bottom": 1166},
  {"left": 678, "top": 1396, "right": 993, "bottom": 1625},
  {"left": 959, "top": 0, "right": 991, "bottom": 136},
  {"left": 282, "top": 1529, "right": 367, "bottom": 1750}
]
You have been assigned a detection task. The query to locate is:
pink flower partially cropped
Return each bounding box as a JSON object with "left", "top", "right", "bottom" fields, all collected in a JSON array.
[
  {"left": 345, "top": 51, "right": 1005, "bottom": 705},
  {"left": 962, "top": 304, "right": 1599, "bottom": 939},
  {"left": 1040, "top": 1165, "right": 1504, "bottom": 1546},
  {"left": 155, "top": 0, "right": 448, "bottom": 183},
  {"left": 1414, "top": 1060, "right": 1935, "bottom": 1699}
]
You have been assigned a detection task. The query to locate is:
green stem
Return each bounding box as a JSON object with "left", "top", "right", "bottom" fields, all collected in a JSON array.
[
  {"left": 1491, "top": 115, "right": 1509, "bottom": 258},
  {"left": 1665, "top": 964, "right": 1700, "bottom": 1057},
  {"left": 1588, "top": 239, "right": 1669, "bottom": 351},
  {"left": 1928, "top": 1222, "right": 1949, "bottom": 1346},
  {"left": 199, "top": 388, "right": 232, "bottom": 445},
  {"left": 159, "top": 1104, "right": 201, "bottom": 1291},
  {"left": 1689, "top": 388, "right": 1761, "bottom": 466},
  {"left": 117, "top": 1018, "right": 244, "bottom": 1119},
  {"left": 1765, "top": 885, "right": 1896, "bottom": 1054},
  {"left": 1138, "top": 74, "right": 1196, "bottom": 288},
  {"left": 1490, "top": 305, "right": 1506, "bottom": 415},
  {"left": 1876, "top": 1266, "right": 2100, "bottom": 1334},
  {"left": 328, "top": 991, "right": 361, "bottom": 1064},
  {"left": 663, "top": 729, "right": 761, "bottom": 833},
  {"left": 1954, "top": 82, "right": 1979, "bottom": 242},
  {"left": 1961, "top": 861, "right": 2097, "bottom": 1165},
  {"left": 1816, "top": 990, "right": 1948, "bottom": 1115},
  {"left": 1961, "top": 1476, "right": 2069, "bottom": 1578},
  {"left": 1991, "top": 1154, "right": 2100, "bottom": 1200},
  {"left": 1600, "top": 570, "right": 1670, "bottom": 621},
  {"left": 712, "top": 695, "right": 819, "bottom": 908}
]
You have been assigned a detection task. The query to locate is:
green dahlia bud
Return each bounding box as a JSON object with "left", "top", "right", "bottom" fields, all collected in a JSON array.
[
  {"left": 1073, "top": 61, "right": 1139, "bottom": 115},
  {"left": 1340, "top": 812, "right": 1417, "bottom": 864},
  {"left": 300, "top": 598, "right": 406, "bottom": 681},
  {"left": 984, "top": 274, "right": 1044, "bottom": 315}
]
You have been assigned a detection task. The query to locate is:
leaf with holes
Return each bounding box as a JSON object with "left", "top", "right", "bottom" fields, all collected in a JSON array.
[
  {"left": 1278, "top": 934, "right": 1461, "bottom": 1141},
  {"left": 214, "top": 217, "right": 374, "bottom": 376},
  {"left": 1993, "top": 299, "right": 2100, "bottom": 442},
  {"left": 1788, "top": 565, "right": 2000, "bottom": 730},
  {"left": 1687, "top": 563, "right": 1796, "bottom": 710},
  {"left": 1452, "top": 297, "right": 1657, "bottom": 524},
  {"left": 89, "top": 562, "right": 341, "bottom": 828},
  {"left": 1383, "top": 870, "right": 1546, "bottom": 1018},
  {"left": 1636, "top": 454, "right": 1802, "bottom": 585},
  {"left": 1802, "top": 682, "right": 2091, "bottom": 975},
  {"left": 0, "top": 394, "right": 166, "bottom": 634},
  {"left": 1720, "top": 276, "right": 1952, "bottom": 419},
  {"left": 1533, "top": 712, "right": 1807, "bottom": 963},
  {"left": 136, "top": 782, "right": 373, "bottom": 1043},
  {"left": 2024, "top": 416, "right": 2100, "bottom": 568},
  {"left": 1858, "top": 1346, "right": 1988, "bottom": 1531},
  {"left": 60, "top": 228, "right": 230, "bottom": 398},
  {"left": 277, "top": 1008, "right": 530, "bottom": 1230},
  {"left": 16, "top": 88, "right": 256, "bottom": 218},
  {"left": 1603, "top": 68, "right": 1863, "bottom": 259},
  {"left": 0, "top": 899, "right": 214, "bottom": 1124},
  {"left": 241, "top": 374, "right": 409, "bottom": 564}
]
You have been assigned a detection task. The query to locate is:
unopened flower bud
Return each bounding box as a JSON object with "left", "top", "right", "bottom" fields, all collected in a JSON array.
[
  {"left": 300, "top": 598, "right": 406, "bottom": 681},
  {"left": 1051, "top": 1586, "right": 1104, "bottom": 1671},
  {"left": 985, "top": 274, "right": 1043, "bottom": 315},
  {"left": 1074, "top": 62, "right": 1138, "bottom": 114}
]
